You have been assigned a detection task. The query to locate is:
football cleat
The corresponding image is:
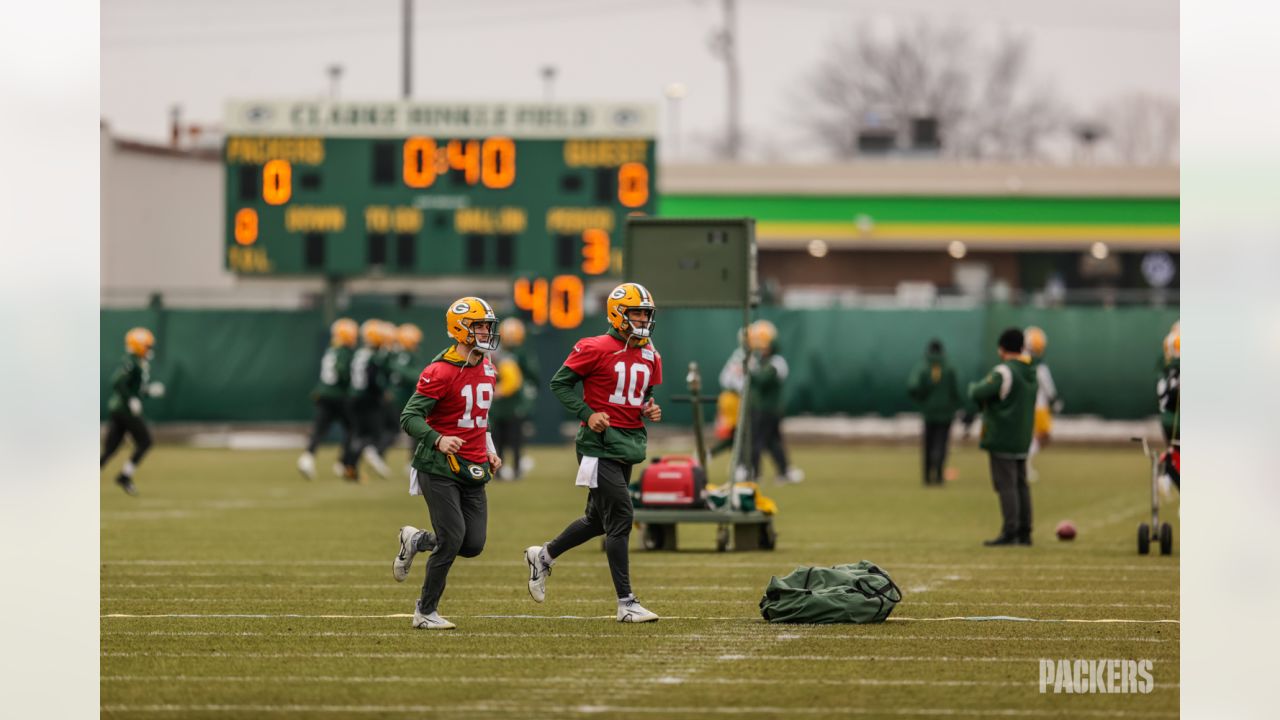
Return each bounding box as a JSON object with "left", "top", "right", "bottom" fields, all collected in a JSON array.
[
  {"left": 411, "top": 607, "right": 456, "bottom": 630},
  {"left": 296, "top": 453, "right": 315, "bottom": 481},
  {"left": 524, "top": 545, "right": 552, "bottom": 603},
  {"left": 362, "top": 446, "right": 390, "bottom": 479},
  {"left": 115, "top": 475, "right": 138, "bottom": 496},
  {"left": 393, "top": 526, "right": 436, "bottom": 582},
  {"left": 617, "top": 596, "right": 659, "bottom": 623}
]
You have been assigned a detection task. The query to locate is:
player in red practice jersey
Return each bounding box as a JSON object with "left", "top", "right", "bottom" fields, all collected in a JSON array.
[
  {"left": 391, "top": 297, "right": 504, "bottom": 630},
  {"left": 523, "top": 282, "right": 664, "bottom": 623}
]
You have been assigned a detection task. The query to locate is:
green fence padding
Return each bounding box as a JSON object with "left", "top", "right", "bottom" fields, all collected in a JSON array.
[{"left": 102, "top": 305, "right": 1178, "bottom": 432}]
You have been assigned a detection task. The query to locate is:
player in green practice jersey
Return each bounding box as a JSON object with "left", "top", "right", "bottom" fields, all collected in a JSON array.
[
  {"left": 297, "top": 318, "right": 358, "bottom": 480},
  {"left": 377, "top": 323, "right": 423, "bottom": 462},
  {"left": 101, "top": 327, "right": 165, "bottom": 496},
  {"left": 342, "top": 319, "right": 394, "bottom": 481}
]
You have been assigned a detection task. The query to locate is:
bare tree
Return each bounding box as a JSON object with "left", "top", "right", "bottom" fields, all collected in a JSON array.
[
  {"left": 791, "top": 21, "right": 1063, "bottom": 161},
  {"left": 1095, "top": 93, "right": 1179, "bottom": 165}
]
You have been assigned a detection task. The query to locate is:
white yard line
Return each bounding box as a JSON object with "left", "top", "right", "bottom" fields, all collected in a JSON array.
[
  {"left": 100, "top": 674, "right": 1178, "bottom": 688},
  {"left": 101, "top": 596, "right": 1177, "bottom": 609},
  {"left": 102, "top": 559, "right": 1179, "bottom": 572},
  {"left": 101, "top": 612, "right": 1180, "bottom": 624},
  {"left": 98, "top": 703, "right": 1177, "bottom": 717},
  {"left": 100, "top": 630, "right": 1172, "bottom": 643}
]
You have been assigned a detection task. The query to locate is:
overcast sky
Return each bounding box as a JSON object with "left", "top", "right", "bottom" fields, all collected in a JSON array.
[{"left": 102, "top": 0, "right": 1178, "bottom": 161}]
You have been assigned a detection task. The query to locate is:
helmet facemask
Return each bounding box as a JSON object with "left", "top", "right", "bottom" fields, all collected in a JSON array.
[
  {"left": 466, "top": 319, "right": 501, "bottom": 353},
  {"left": 621, "top": 306, "right": 656, "bottom": 339}
]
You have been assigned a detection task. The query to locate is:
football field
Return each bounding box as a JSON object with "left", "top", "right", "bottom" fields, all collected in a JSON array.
[{"left": 101, "top": 442, "right": 1179, "bottom": 718}]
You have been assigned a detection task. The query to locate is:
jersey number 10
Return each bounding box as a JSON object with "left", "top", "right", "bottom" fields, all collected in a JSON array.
[{"left": 607, "top": 361, "right": 650, "bottom": 407}]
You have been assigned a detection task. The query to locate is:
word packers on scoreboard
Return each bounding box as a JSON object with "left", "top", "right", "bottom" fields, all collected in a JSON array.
[{"left": 223, "top": 100, "right": 657, "bottom": 328}]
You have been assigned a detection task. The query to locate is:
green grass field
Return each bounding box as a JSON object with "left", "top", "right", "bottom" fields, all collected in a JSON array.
[{"left": 101, "top": 442, "right": 1178, "bottom": 718}]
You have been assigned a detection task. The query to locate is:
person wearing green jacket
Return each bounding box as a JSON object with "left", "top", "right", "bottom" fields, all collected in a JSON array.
[
  {"left": 907, "top": 339, "right": 962, "bottom": 486},
  {"left": 968, "top": 328, "right": 1039, "bottom": 546},
  {"left": 297, "top": 318, "right": 358, "bottom": 481}
]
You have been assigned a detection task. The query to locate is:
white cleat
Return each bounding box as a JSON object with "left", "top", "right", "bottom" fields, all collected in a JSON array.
[
  {"left": 332, "top": 462, "right": 346, "bottom": 478},
  {"left": 524, "top": 545, "right": 552, "bottom": 603},
  {"left": 411, "top": 607, "right": 456, "bottom": 630},
  {"left": 617, "top": 596, "right": 659, "bottom": 623},
  {"left": 519, "top": 456, "right": 536, "bottom": 475},
  {"left": 784, "top": 467, "right": 805, "bottom": 484},
  {"left": 363, "top": 446, "right": 390, "bottom": 479},
  {"left": 393, "top": 526, "right": 435, "bottom": 582},
  {"left": 296, "top": 453, "right": 316, "bottom": 481}
]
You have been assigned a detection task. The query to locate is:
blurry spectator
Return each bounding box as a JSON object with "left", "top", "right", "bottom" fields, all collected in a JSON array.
[
  {"left": 969, "top": 328, "right": 1038, "bottom": 546},
  {"left": 907, "top": 338, "right": 962, "bottom": 486}
]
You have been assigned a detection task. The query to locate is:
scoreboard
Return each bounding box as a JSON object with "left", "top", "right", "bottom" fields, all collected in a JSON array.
[{"left": 223, "top": 100, "right": 657, "bottom": 327}]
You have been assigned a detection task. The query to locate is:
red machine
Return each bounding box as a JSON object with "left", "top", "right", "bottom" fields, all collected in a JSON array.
[{"left": 639, "top": 455, "right": 707, "bottom": 508}]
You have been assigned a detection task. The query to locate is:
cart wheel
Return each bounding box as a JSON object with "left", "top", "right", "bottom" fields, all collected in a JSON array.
[
  {"left": 715, "top": 526, "right": 729, "bottom": 552},
  {"left": 1159, "top": 522, "right": 1173, "bottom": 556},
  {"left": 759, "top": 520, "right": 778, "bottom": 551},
  {"left": 1137, "top": 523, "right": 1151, "bottom": 555},
  {"left": 642, "top": 524, "right": 664, "bottom": 551}
]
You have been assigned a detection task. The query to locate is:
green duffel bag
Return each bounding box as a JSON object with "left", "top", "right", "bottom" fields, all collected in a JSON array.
[{"left": 759, "top": 561, "right": 903, "bottom": 624}]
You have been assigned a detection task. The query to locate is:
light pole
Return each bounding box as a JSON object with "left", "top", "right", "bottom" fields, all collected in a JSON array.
[
  {"left": 541, "top": 65, "right": 558, "bottom": 102},
  {"left": 327, "top": 64, "right": 344, "bottom": 100},
  {"left": 664, "top": 82, "right": 687, "bottom": 160}
]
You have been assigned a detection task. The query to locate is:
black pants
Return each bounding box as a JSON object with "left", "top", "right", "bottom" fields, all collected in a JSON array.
[
  {"left": 546, "top": 456, "right": 635, "bottom": 598},
  {"left": 376, "top": 401, "right": 409, "bottom": 456},
  {"left": 989, "top": 454, "right": 1032, "bottom": 540},
  {"left": 491, "top": 415, "right": 524, "bottom": 477},
  {"left": 750, "top": 410, "right": 789, "bottom": 480},
  {"left": 922, "top": 421, "right": 952, "bottom": 485},
  {"left": 417, "top": 472, "right": 488, "bottom": 614},
  {"left": 306, "top": 397, "right": 351, "bottom": 455},
  {"left": 101, "top": 412, "right": 153, "bottom": 469},
  {"left": 343, "top": 400, "right": 383, "bottom": 467}
]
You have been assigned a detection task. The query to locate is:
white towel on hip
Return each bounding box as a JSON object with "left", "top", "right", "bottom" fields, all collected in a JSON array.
[
  {"left": 409, "top": 467, "right": 423, "bottom": 496},
  {"left": 575, "top": 456, "right": 600, "bottom": 488}
]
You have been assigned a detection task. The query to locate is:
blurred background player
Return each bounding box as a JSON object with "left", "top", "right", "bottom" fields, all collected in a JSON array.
[
  {"left": 1157, "top": 322, "right": 1180, "bottom": 496},
  {"left": 907, "top": 338, "right": 962, "bottom": 486},
  {"left": 393, "top": 297, "right": 503, "bottom": 630},
  {"left": 341, "top": 319, "right": 392, "bottom": 482},
  {"left": 747, "top": 320, "right": 804, "bottom": 484},
  {"left": 969, "top": 328, "right": 1038, "bottom": 546},
  {"left": 710, "top": 327, "right": 748, "bottom": 458},
  {"left": 297, "top": 318, "right": 357, "bottom": 481},
  {"left": 378, "top": 322, "right": 423, "bottom": 465},
  {"left": 524, "top": 282, "right": 663, "bottom": 624},
  {"left": 489, "top": 317, "right": 540, "bottom": 481},
  {"left": 1023, "top": 326, "right": 1063, "bottom": 482},
  {"left": 1158, "top": 321, "right": 1180, "bottom": 445},
  {"left": 101, "top": 327, "right": 165, "bottom": 496}
]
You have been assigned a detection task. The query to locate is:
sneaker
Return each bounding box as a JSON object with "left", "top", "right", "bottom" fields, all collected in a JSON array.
[
  {"left": 393, "top": 526, "right": 436, "bottom": 582},
  {"left": 332, "top": 462, "right": 346, "bottom": 478},
  {"left": 297, "top": 453, "right": 315, "bottom": 481},
  {"left": 785, "top": 467, "right": 806, "bottom": 484},
  {"left": 498, "top": 466, "right": 515, "bottom": 482},
  {"left": 341, "top": 465, "right": 364, "bottom": 484},
  {"left": 519, "top": 456, "right": 535, "bottom": 476},
  {"left": 115, "top": 475, "right": 138, "bottom": 497},
  {"left": 983, "top": 535, "right": 1018, "bottom": 546},
  {"left": 411, "top": 607, "right": 456, "bottom": 630},
  {"left": 617, "top": 596, "right": 659, "bottom": 623},
  {"left": 524, "top": 545, "right": 552, "bottom": 603},
  {"left": 362, "top": 446, "right": 390, "bottom": 479}
]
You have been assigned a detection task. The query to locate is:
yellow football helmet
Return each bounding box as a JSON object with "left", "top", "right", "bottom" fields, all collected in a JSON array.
[
  {"left": 500, "top": 317, "right": 527, "bottom": 347},
  {"left": 606, "top": 282, "right": 656, "bottom": 339},
  {"left": 747, "top": 320, "right": 777, "bottom": 352},
  {"left": 397, "top": 323, "right": 423, "bottom": 352},
  {"left": 1024, "top": 326, "right": 1047, "bottom": 357},
  {"left": 360, "top": 319, "right": 387, "bottom": 347},
  {"left": 125, "top": 327, "right": 155, "bottom": 358},
  {"left": 1164, "top": 328, "right": 1180, "bottom": 361},
  {"left": 446, "top": 297, "right": 500, "bottom": 352},
  {"left": 331, "top": 318, "right": 358, "bottom": 347}
]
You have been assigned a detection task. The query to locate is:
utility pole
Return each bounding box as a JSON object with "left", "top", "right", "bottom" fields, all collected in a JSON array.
[
  {"left": 541, "top": 65, "right": 558, "bottom": 103},
  {"left": 402, "top": 0, "right": 413, "bottom": 99},
  {"left": 327, "top": 64, "right": 344, "bottom": 100},
  {"left": 711, "top": 0, "right": 742, "bottom": 161}
]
